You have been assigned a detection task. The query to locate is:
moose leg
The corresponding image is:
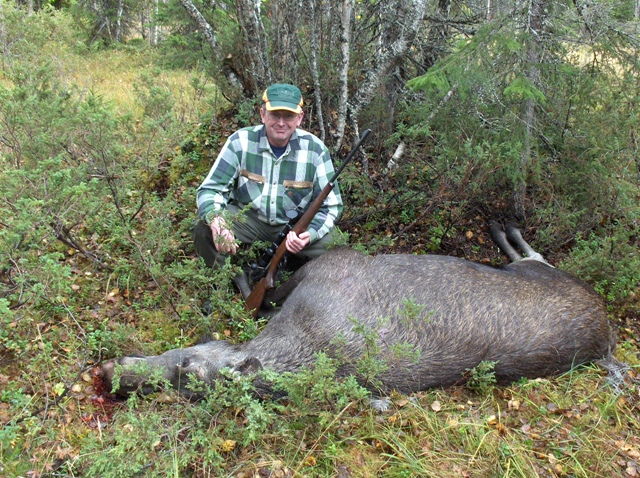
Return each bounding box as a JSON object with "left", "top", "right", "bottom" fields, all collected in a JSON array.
[
  {"left": 505, "top": 223, "right": 551, "bottom": 265},
  {"left": 489, "top": 221, "right": 523, "bottom": 262}
]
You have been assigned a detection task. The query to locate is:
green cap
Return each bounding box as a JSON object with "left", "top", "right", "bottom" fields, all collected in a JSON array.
[{"left": 262, "top": 84, "right": 303, "bottom": 114}]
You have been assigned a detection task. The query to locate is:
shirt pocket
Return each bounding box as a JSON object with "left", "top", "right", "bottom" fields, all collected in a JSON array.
[
  {"left": 236, "top": 169, "right": 266, "bottom": 206},
  {"left": 282, "top": 180, "right": 314, "bottom": 214}
]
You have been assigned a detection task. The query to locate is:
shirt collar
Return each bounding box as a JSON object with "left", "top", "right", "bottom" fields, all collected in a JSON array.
[{"left": 257, "top": 125, "right": 300, "bottom": 153}]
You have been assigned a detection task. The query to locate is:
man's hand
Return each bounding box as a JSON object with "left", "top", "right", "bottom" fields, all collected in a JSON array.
[
  {"left": 285, "top": 231, "right": 311, "bottom": 254},
  {"left": 210, "top": 216, "right": 238, "bottom": 254}
]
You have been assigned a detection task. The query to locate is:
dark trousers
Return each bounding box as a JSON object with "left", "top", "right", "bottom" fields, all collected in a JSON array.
[{"left": 191, "top": 204, "right": 338, "bottom": 269}]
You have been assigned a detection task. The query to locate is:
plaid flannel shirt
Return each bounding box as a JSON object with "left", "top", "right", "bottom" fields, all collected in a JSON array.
[{"left": 196, "top": 125, "right": 343, "bottom": 243}]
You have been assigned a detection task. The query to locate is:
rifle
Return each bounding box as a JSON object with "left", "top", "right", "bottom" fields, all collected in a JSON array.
[
  {"left": 245, "top": 128, "right": 372, "bottom": 316},
  {"left": 248, "top": 208, "right": 302, "bottom": 283}
]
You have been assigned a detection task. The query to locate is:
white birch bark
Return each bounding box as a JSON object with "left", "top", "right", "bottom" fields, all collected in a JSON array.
[
  {"left": 150, "top": 0, "right": 159, "bottom": 46},
  {"left": 322, "top": 0, "right": 334, "bottom": 61},
  {"left": 346, "top": 0, "right": 429, "bottom": 137},
  {"left": 334, "top": 0, "right": 354, "bottom": 151},
  {"left": 309, "top": 0, "right": 326, "bottom": 143},
  {"left": 179, "top": 0, "right": 220, "bottom": 55},
  {"left": 386, "top": 142, "right": 406, "bottom": 172},
  {"left": 236, "top": 0, "right": 271, "bottom": 92},
  {"left": 0, "top": 0, "right": 6, "bottom": 56},
  {"left": 115, "top": 0, "right": 124, "bottom": 42}
]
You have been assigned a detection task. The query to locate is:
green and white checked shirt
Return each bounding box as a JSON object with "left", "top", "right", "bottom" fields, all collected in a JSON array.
[{"left": 196, "top": 125, "right": 343, "bottom": 243}]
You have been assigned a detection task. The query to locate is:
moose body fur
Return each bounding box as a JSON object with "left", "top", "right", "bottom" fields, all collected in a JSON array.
[{"left": 102, "top": 225, "right": 614, "bottom": 397}]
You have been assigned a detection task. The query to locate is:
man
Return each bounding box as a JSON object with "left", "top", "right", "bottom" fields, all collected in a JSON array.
[{"left": 192, "top": 83, "right": 343, "bottom": 288}]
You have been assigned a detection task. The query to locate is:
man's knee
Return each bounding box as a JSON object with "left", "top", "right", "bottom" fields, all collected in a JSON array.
[
  {"left": 191, "top": 219, "right": 209, "bottom": 240},
  {"left": 191, "top": 219, "right": 225, "bottom": 268}
]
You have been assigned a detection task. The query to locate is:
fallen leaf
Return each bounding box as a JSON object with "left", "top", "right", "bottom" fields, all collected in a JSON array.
[
  {"left": 508, "top": 399, "right": 521, "bottom": 410},
  {"left": 221, "top": 439, "right": 236, "bottom": 452},
  {"left": 615, "top": 440, "right": 640, "bottom": 459}
]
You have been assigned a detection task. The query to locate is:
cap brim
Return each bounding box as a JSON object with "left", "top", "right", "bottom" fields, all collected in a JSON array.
[{"left": 264, "top": 101, "right": 302, "bottom": 114}]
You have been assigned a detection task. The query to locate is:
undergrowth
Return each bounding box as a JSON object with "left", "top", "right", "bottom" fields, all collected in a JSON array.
[{"left": 47, "top": 365, "right": 640, "bottom": 477}]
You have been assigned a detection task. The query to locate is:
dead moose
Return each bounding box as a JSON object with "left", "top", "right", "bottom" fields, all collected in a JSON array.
[{"left": 101, "top": 222, "right": 615, "bottom": 397}]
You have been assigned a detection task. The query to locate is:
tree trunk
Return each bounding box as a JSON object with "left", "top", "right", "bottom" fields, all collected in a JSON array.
[
  {"left": 334, "top": 0, "right": 354, "bottom": 151},
  {"left": 270, "top": 0, "right": 300, "bottom": 82},
  {"left": 309, "top": 0, "right": 326, "bottom": 142},
  {"left": 115, "top": 0, "right": 124, "bottom": 42},
  {"left": 178, "top": 0, "right": 268, "bottom": 98},
  {"left": 179, "top": 0, "right": 219, "bottom": 55},
  {"left": 347, "top": 0, "right": 429, "bottom": 132},
  {"left": 0, "top": 0, "right": 6, "bottom": 57},
  {"left": 236, "top": 0, "right": 271, "bottom": 94},
  {"left": 513, "top": 0, "right": 545, "bottom": 220},
  {"left": 321, "top": 0, "right": 335, "bottom": 67},
  {"left": 150, "top": 0, "right": 159, "bottom": 46},
  {"left": 139, "top": 9, "right": 146, "bottom": 40}
]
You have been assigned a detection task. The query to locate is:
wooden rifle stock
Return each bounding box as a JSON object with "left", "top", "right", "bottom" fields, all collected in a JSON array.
[{"left": 245, "top": 128, "right": 372, "bottom": 316}]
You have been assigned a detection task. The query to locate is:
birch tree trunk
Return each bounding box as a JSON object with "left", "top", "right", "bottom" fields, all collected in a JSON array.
[
  {"left": 176, "top": 0, "right": 274, "bottom": 97},
  {"left": 115, "top": 0, "right": 124, "bottom": 42},
  {"left": 334, "top": 0, "right": 354, "bottom": 151},
  {"left": 309, "top": 0, "right": 326, "bottom": 142},
  {"left": 150, "top": 0, "right": 159, "bottom": 46},
  {"left": 179, "top": 0, "right": 219, "bottom": 55},
  {"left": 513, "top": 0, "right": 545, "bottom": 219},
  {"left": 347, "top": 0, "right": 429, "bottom": 134},
  {"left": 0, "top": 0, "right": 6, "bottom": 57},
  {"left": 270, "top": 0, "right": 300, "bottom": 82},
  {"left": 236, "top": 0, "right": 272, "bottom": 93},
  {"left": 178, "top": 0, "right": 239, "bottom": 94}
]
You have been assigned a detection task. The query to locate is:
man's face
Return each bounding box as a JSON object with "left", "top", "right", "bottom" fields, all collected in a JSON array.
[{"left": 260, "top": 107, "right": 304, "bottom": 148}]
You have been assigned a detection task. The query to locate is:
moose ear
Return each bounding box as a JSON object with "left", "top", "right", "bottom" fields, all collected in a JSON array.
[{"left": 233, "top": 357, "right": 263, "bottom": 374}]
